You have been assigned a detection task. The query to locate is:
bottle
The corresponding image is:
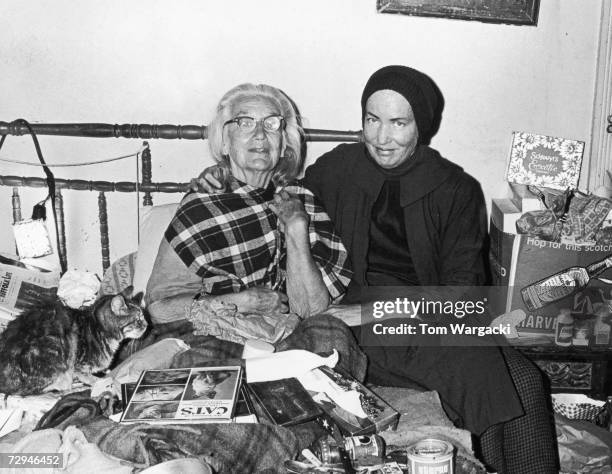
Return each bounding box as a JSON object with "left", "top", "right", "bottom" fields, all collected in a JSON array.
[
  {"left": 572, "top": 316, "right": 592, "bottom": 346},
  {"left": 521, "top": 255, "right": 612, "bottom": 311},
  {"left": 593, "top": 302, "right": 612, "bottom": 347},
  {"left": 555, "top": 309, "right": 574, "bottom": 347}
]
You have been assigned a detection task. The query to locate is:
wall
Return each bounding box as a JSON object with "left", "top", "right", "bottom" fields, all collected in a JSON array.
[{"left": 0, "top": 0, "right": 603, "bottom": 275}]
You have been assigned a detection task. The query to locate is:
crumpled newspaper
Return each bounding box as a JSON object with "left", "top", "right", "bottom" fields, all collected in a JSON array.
[{"left": 57, "top": 270, "right": 101, "bottom": 309}]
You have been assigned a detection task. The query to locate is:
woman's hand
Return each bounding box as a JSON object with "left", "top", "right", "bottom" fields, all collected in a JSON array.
[
  {"left": 189, "top": 165, "right": 226, "bottom": 193},
  {"left": 230, "top": 287, "right": 289, "bottom": 314},
  {"left": 269, "top": 190, "right": 309, "bottom": 231}
]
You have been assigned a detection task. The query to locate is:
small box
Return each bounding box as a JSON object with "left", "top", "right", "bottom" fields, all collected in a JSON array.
[
  {"left": 491, "top": 198, "right": 522, "bottom": 234},
  {"left": 505, "top": 131, "right": 585, "bottom": 191},
  {"left": 308, "top": 367, "right": 399, "bottom": 436},
  {"left": 509, "top": 183, "right": 545, "bottom": 213},
  {"left": 246, "top": 377, "right": 322, "bottom": 427}
]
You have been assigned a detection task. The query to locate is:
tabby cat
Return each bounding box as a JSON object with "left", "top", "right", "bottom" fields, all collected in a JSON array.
[{"left": 0, "top": 286, "right": 147, "bottom": 396}]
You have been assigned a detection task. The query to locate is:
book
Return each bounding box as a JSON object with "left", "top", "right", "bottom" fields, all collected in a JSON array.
[
  {"left": 246, "top": 377, "right": 322, "bottom": 427},
  {"left": 121, "top": 366, "right": 242, "bottom": 424},
  {"left": 506, "top": 132, "right": 584, "bottom": 191},
  {"left": 308, "top": 367, "right": 399, "bottom": 436}
]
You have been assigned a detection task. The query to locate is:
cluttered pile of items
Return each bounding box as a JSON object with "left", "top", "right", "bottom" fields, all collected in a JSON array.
[
  {"left": 112, "top": 342, "right": 459, "bottom": 474},
  {"left": 490, "top": 131, "right": 612, "bottom": 346},
  {"left": 488, "top": 131, "right": 612, "bottom": 473}
]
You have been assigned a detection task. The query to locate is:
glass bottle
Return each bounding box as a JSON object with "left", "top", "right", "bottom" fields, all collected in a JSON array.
[
  {"left": 521, "top": 255, "right": 612, "bottom": 311},
  {"left": 554, "top": 309, "right": 574, "bottom": 347},
  {"left": 593, "top": 302, "right": 612, "bottom": 346}
]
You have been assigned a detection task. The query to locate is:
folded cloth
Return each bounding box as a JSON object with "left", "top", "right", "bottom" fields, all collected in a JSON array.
[
  {"left": 171, "top": 337, "right": 244, "bottom": 368},
  {"left": 188, "top": 297, "right": 300, "bottom": 344},
  {"left": 173, "top": 314, "right": 366, "bottom": 384}
]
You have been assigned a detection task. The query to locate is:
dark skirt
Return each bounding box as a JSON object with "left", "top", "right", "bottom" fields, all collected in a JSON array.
[{"left": 350, "top": 323, "right": 524, "bottom": 436}]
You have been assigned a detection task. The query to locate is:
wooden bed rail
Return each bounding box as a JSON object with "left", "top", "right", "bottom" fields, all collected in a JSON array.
[{"left": 0, "top": 121, "right": 363, "bottom": 143}]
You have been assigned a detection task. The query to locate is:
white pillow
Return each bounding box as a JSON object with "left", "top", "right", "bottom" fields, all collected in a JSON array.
[{"left": 132, "top": 203, "right": 179, "bottom": 296}]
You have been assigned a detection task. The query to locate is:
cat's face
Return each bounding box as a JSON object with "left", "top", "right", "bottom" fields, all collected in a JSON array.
[{"left": 98, "top": 286, "right": 148, "bottom": 340}]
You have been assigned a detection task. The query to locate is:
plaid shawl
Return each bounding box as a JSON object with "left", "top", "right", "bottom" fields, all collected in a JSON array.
[{"left": 165, "top": 177, "right": 352, "bottom": 300}]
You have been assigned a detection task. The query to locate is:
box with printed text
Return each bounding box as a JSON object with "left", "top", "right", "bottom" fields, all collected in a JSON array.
[{"left": 489, "top": 221, "right": 612, "bottom": 340}]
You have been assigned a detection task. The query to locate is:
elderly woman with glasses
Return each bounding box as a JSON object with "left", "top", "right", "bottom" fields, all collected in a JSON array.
[{"left": 145, "top": 83, "right": 352, "bottom": 331}]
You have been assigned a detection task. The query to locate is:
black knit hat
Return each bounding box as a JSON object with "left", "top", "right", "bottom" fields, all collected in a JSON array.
[{"left": 361, "top": 65, "right": 439, "bottom": 143}]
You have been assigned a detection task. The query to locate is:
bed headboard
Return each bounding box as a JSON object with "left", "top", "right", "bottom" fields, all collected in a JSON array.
[{"left": 0, "top": 121, "right": 361, "bottom": 273}]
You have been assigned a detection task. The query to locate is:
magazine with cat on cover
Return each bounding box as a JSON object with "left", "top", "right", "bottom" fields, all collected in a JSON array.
[{"left": 121, "top": 366, "right": 242, "bottom": 424}]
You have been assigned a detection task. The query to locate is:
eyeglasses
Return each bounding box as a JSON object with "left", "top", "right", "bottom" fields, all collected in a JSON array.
[{"left": 224, "top": 115, "right": 284, "bottom": 133}]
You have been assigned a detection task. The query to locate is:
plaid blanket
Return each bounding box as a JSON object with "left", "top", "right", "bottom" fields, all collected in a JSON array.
[
  {"left": 165, "top": 177, "right": 352, "bottom": 300},
  {"left": 79, "top": 417, "right": 302, "bottom": 473}
]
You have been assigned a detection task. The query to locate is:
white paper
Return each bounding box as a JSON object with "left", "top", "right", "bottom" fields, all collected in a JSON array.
[
  {"left": 0, "top": 408, "right": 23, "bottom": 437},
  {"left": 245, "top": 349, "right": 338, "bottom": 383},
  {"left": 298, "top": 368, "right": 368, "bottom": 419},
  {"left": 57, "top": 269, "right": 101, "bottom": 309}
]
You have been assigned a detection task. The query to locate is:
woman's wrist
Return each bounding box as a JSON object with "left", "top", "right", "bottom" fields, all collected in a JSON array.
[{"left": 284, "top": 218, "right": 309, "bottom": 243}]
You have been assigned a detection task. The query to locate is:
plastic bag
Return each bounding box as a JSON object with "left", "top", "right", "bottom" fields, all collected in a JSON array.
[
  {"left": 556, "top": 414, "right": 612, "bottom": 473},
  {"left": 516, "top": 189, "right": 612, "bottom": 243}
]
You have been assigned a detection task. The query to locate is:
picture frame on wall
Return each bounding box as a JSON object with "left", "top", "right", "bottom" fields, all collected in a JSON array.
[{"left": 377, "top": 0, "right": 540, "bottom": 26}]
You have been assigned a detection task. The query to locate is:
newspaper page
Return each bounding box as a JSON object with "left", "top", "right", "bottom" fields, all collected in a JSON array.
[{"left": 0, "top": 253, "right": 59, "bottom": 318}]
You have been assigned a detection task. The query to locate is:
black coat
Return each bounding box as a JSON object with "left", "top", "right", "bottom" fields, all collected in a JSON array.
[{"left": 302, "top": 143, "right": 489, "bottom": 299}]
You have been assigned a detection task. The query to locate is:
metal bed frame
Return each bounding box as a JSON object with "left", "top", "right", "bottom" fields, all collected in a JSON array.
[{"left": 0, "top": 121, "right": 361, "bottom": 273}]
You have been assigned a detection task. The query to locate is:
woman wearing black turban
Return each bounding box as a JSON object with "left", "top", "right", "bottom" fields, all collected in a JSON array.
[{"left": 301, "top": 65, "right": 558, "bottom": 474}]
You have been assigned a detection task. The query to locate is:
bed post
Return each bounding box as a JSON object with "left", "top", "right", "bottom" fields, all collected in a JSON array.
[
  {"left": 98, "top": 191, "right": 110, "bottom": 274},
  {"left": 54, "top": 189, "right": 67, "bottom": 272},
  {"left": 141, "top": 141, "right": 153, "bottom": 206},
  {"left": 11, "top": 187, "right": 22, "bottom": 224}
]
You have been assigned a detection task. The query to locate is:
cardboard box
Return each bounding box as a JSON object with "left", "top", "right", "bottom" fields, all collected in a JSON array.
[
  {"left": 306, "top": 367, "right": 399, "bottom": 436},
  {"left": 509, "top": 183, "right": 545, "bottom": 213},
  {"left": 489, "top": 222, "right": 612, "bottom": 339},
  {"left": 491, "top": 198, "right": 522, "bottom": 234},
  {"left": 505, "top": 131, "right": 584, "bottom": 191}
]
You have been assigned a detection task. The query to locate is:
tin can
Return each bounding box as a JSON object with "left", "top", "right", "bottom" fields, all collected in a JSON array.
[
  {"left": 344, "top": 434, "right": 385, "bottom": 460},
  {"left": 314, "top": 437, "right": 342, "bottom": 464},
  {"left": 407, "top": 438, "right": 454, "bottom": 474}
]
